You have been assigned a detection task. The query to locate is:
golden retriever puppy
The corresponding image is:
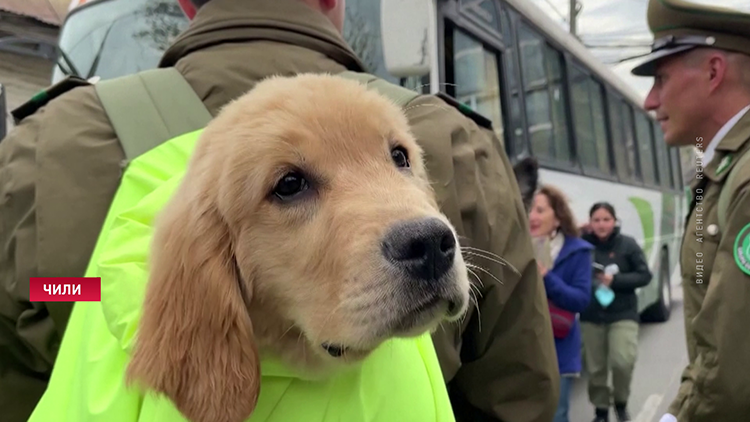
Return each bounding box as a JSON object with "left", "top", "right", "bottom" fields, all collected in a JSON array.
[{"left": 126, "top": 73, "right": 471, "bottom": 422}]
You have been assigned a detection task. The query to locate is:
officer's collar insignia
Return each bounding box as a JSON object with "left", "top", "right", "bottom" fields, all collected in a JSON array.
[
  {"left": 716, "top": 154, "right": 733, "bottom": 176},
  {"left": 734, "top": 223, "right": 750, "bottom": 276}
]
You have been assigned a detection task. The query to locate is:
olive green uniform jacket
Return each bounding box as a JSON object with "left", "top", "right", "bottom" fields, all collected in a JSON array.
[
  {"left": 0, "top": 0, "right": 559, "bottom": 421},
  {"left": 669, "top": 109, "right": 750, "bottom": 422}
]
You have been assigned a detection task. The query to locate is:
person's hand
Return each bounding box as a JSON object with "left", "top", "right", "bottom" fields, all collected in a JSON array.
[
  {"left": 537, "top": 262, "right": 548, "bottom": 277},
  {"left": 659, "top": 414, "right": 677, "bottom": 422},
  {"left": 596, "top": 273, "right": 613, "bottom": 287}
]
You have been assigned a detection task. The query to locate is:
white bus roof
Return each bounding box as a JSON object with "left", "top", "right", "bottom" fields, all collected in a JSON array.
[{"left": 505, "top": 0, "right": 649, "bottom": 112}]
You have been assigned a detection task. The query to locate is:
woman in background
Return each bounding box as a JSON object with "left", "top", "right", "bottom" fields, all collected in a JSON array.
[
  {"left": 581, "top": 202, "right": 652, "bottom": 422},
  {"left": 528, "top": 185, "right": 593, "bottom": 422}
]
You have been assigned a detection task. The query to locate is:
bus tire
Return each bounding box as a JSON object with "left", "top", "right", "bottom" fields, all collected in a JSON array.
[{"left": 641, "top": 251, "right": 672, "bottom": 323}]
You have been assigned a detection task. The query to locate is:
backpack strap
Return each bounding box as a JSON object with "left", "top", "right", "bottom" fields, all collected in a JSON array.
[
  {"left": 94, "top": 67, "right": 213, "bottom": 164},
  {"left": 336, "top": 71, "right": 421, "bottom": 109},
  {"left": 717, "top": 151, "right": 750, "bottom": 232}
]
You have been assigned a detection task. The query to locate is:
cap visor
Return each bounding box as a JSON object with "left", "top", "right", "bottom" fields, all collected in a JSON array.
[{"left": 630, "top": 45, "right": 696, "bottom": 76}]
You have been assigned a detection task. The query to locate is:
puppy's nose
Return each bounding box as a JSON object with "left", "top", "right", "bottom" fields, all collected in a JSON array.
[{"left": 382, "top": 217, "right": 456, "bottom": 282}]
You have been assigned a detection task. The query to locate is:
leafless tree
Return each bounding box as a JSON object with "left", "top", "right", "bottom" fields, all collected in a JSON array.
[
  {"left": 134, "top": 0, "right": 187, "bottom": 52},
  {"left": 342, "top": 7, "right": 379, "bottom": 72}
]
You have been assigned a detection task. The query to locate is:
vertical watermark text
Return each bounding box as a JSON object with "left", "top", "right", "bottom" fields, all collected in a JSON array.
[{"left": 694, "top": 137, "right": 705, "bottom": 284}]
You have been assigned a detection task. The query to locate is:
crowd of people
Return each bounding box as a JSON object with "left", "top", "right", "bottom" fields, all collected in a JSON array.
[{"left": 529, "top": 187, "right": 652, "bottom": 422}]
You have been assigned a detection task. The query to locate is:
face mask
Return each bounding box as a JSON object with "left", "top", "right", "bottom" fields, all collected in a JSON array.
[
  {"left": 595, "top": 285, "right": 615, "bottom": 307},
  {"left": 593, "top": 263, "right": 619, "bottom": 307}
]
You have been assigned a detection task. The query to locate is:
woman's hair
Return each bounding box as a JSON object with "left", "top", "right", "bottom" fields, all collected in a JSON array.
[
  {"left": 538, "top": 185, "right": 579, "bottom": 238},
  {"left": 589, "top": 202, "right": 617, "bottom": 220}
]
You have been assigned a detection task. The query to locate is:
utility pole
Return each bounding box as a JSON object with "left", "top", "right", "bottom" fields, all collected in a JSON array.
[{"left": 570, "top": 0, "right": 582, "bottom": 40}]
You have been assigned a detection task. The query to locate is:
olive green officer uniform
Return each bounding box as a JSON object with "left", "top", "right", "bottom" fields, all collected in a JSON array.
[
  {"left": 633, "top": 1, "right": 750, "bottom": 421},
  {"left": 0, "top": 0, "right": 560, "bottom": 421}
]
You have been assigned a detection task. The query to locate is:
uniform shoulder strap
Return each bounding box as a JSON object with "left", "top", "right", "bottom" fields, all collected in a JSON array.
[
  {"left": 718, "top": 150, "right": 750, "bottom": 231},
  {"left": 336, "top": 71, "right": 421, "bottom": 108},
  {"left": 11, "top": 75, "right": 92, "bottom": 124},
  {"left": 94, "top": 67, "right": 213, "bottom": 164}
]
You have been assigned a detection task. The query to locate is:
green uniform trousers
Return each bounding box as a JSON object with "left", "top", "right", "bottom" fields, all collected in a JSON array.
[{"left": 581, "top": 320, "right": 639, "bottom": 409}]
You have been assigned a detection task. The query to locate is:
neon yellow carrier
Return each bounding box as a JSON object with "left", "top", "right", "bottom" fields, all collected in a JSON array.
[{"left": 28, "top": 68, "right": 455, "bottom": 422}]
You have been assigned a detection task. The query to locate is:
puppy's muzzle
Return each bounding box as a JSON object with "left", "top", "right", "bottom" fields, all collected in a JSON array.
[
  {"left": 381, "top": 217, "right": 456, "bottom": 283},
  {"left": 319, "top": 218, "right": 466, "bottom": 359}
]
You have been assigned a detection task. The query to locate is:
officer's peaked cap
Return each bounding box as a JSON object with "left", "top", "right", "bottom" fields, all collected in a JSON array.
[{"left": 631, "top": 0, "right": 750, "bottom": 76}]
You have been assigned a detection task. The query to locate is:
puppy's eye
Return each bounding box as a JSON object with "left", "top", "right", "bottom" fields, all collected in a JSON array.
[
  {"left": 273, "top": 171, "right": 309, "bottom": 201},
  {"left": 391, "top": 146, "right": 410, "bottom": 168}
]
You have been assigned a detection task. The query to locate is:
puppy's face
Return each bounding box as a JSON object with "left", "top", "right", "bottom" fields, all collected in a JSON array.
[
  {"left": 213, "top": 75, "right": 470, "bottom": 362},
  {"left": 128, "top": 73, "right": 470, "bottom": 422}
]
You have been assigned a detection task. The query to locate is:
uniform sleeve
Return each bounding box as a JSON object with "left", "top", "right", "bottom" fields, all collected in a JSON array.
[
  {"left": 610, "top": 238, "right": 652, "bottom": 292},
  {"left": 680, "top": 181, "right": 750, "bottom": 422},
  {"left": 0, "top": 86, "right": 124, "bottom": 422},
  {"left": 405, "top": 95, "right": 559, "bottom": 422},
  {"left": 544, "top": 249, "right": 592, "bottom": 313},
  {"left": 667, "top": 364, "right": 695, "bottom": 416},
  {"left": 0, "top": 107, "right": 60, "bottom": 422}
]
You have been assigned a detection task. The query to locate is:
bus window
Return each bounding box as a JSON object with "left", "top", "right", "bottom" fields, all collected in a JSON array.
[
  {"left": 53, "top": 0, "right": 189, "bottom": 83},
  {"left": 518, "top": 22, "right": 571, "bottom": 164},
  {"left": 570, "top": 63, "right": 610, "bottom": 174},
  {"left": 669, "top": 147, "right": 684, "bottom": 191},
  {"left": 608, "top": 96, "right": 631, "bottom": 182},
  {"left": 652, "top": 121, "right": 673, "bottom": 189},
  {"left": 344, "top": 0, "right": 427, "bottom": 92},
  {"left": 635, "top": 111, "right": 658, "bottom": 186},
  {"left": 55, "top": 0, "right": 427, "bottom": 91},
  {"left": 501, "top": 9, "right": 525, "bottom": 157},
  {"left": 622, "top": 102, "right": 640, "bottom": 182},
  {"left": 590, "top": 79, "right": 610, "bottom": 173},
  {"left": 449, "top": 28, "right": 504, "bottom": 140}
]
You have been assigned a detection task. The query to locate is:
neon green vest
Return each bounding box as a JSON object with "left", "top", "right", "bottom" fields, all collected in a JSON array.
[{"left": 28, "top": 72, "right": 455, "bottom": 422}]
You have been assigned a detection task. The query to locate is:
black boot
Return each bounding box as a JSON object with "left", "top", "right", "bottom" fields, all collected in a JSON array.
[
  {"left": 615, "top": 403, "right": 631, "bottom": 422},
  {"left": 592, "top": 407, "right": 609, "bottom": 422}
]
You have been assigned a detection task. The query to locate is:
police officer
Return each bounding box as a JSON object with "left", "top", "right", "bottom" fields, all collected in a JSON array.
[
  {"left": 0, "top": 0, "right": 559, "bottom": 421},
  {"left": 632, "top": 1, "right": 750, "bottom": 421}
]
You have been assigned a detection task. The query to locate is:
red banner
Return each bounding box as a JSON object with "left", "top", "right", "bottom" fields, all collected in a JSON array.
[{"left": 29, "top": 277, "right": 101, "bottom": 302}]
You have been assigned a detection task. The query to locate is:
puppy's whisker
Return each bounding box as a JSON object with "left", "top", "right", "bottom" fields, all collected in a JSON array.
[
  {"left": 316, "top": 299, "right": 350, "bottom": 347},
  {"left": 463, "top": 251, "right": 511, "bottom": 269},
  {"left": 469, "top": 281, "right": 483, "bottom": 298},
  {"left": 468, "top": 288, "right": 481, "bottom": 332},
  {"left": 279, "top": 323, "right": 297, "bottom": 341},
  {"left": 466, "top": 263, "right": 504, "bottom": 286},
  {"left": 460, "top": 246, "right": 508, "bottom": 263},
  {"left": 466, "top": 267, "right": 484, "bottom": 288},
  {"left": 460, "top": 247, "right": 520, "bottom": 276}
]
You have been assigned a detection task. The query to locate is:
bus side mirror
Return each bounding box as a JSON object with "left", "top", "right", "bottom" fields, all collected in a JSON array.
[
  {"left": 380, "top": 0, "right": 432, "bottom": 78},
  {"left": 0, "top": 83, "right": 7, "bottom": 142}
]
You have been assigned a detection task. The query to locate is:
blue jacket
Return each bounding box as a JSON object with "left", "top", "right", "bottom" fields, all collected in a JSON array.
[{"left": 544, "top": 235, "right": 593, "bottom": 375}]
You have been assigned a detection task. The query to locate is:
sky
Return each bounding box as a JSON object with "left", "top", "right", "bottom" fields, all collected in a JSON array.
[{"left": 528, "top": 0, "right": 750, "bottom": 101}]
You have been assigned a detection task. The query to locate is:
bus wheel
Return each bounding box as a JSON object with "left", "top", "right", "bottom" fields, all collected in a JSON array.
[{"left": 641, "top": 252, "right": 672, "bottom": 323}]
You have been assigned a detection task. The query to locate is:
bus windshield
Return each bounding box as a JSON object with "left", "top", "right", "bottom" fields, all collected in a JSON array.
[
  {"left": 53, "top": 0, "right": 427, "bottom": 90},
  {"left": 53, "top": 0, "right": 189, "bottom": 84}
]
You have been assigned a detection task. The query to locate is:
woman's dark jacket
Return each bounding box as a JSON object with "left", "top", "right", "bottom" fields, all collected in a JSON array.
[{"left": 580, "top": 226, "right": 652, "bottom": 324}]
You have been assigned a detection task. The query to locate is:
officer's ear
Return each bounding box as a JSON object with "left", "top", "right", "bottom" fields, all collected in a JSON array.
[
  {"left": 126, "top": 181, "right": 260, "bottom": 422},
  {"left": 513, "top": 156, "right": 539, "bottom": 213}
]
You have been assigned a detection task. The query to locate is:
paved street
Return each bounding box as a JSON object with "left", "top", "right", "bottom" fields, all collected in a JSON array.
[{"left": 569, "top": 274, "right": 688, "bottom": 422}]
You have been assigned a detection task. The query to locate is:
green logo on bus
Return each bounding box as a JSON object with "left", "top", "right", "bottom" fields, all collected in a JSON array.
[{"left": 735, "top": 223, "right": 750, "bottom": 276}]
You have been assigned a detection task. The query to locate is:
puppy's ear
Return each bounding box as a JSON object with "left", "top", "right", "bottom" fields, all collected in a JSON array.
[
  {"left": 513, "top": 156, "right": 539, "bottom": 212},
  {"left": 127, "top": 189, "right": 260, "bottom": 422}
]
